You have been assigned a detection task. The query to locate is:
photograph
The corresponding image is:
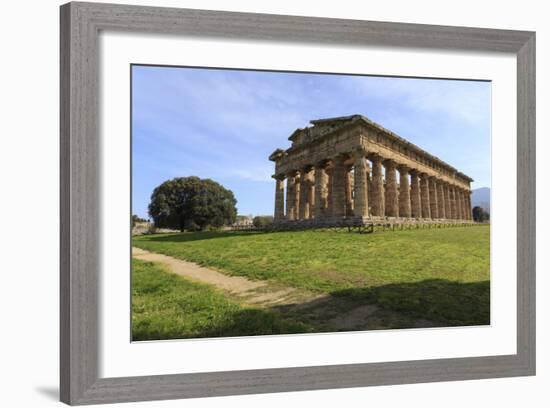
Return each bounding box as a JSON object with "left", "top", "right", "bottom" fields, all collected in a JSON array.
[
  {"left": 130, "top": 64, "right": 491, "bottom": 341},
  {"left": 1, "top": 0, "right": 541, "bottom": 405}
]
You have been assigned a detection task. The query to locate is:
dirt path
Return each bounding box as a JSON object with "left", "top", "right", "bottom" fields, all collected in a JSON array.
[
  {"left": 132, "top": 247, "right": 440, "bottom": 331},
  {"left": 132, "top": 247, "right": 321, "bottom": 306}
]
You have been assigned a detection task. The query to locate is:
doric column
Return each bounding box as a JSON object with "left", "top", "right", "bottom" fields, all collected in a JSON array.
[
  {"left": 353, "top": 151, "right": 369, "bottom": 217},
  {"left": 465, "top": 191, "right": 470, "bottom": 219},
  {"left": 466, "top": 191, "right": 472, "bottom": 220},
  {"left": 307, "top": 170, "right": 315, "bottom": 218},
  {"left": 370, "top": 155, "right": 385, "bottom": 217},
  {"left": 367, "top": 171, "right": 373, "bottom": 213},
  {"left": 326, "top": 167, "right": 333, "bottom": 216},
  {"left": 458, "top": 188, "right": 466, "bottom": 220},
  {"left": 444, "top": 183, "right": 452, "bottom": 219},
  {"left": 398, "top": 165, "right": 411, "bottom": 218},
  {"left": 345, "top": 165, "right": 354, "bottom": 217},
  {"left": 457, "top": 190, "right": 462, "bottom": 220},
  {"left": 437, "top": 179, "right": 445, "bottom": 219},
  {"left": 294, "top": 175, "right": 301, "bottom": 219},
  {"left": 429, "top": 177, "right": 439, "bottom": 219},
  {"left": 314, "top": 162, "right": 329, "bottom": 219},
  {"left": 273, "top": 175, "right": 285, "bottom": 221},
  {"left": 384, "top": 159, "right": 399, "bottom": 217},
  {"left": 331, "top": 156, "right": 347, "bottom": 218},
  {"left": 462, "top": 190, "right": 468, "bottom": 219},
  {"left": 410, "top": 170, "right": 422, "bottom": 218},
  {"left": 299, "top": 166, "right": 313, "bottom": 220},
  {"left": 449, "top": 186, "right": 457, "bottom": 219},
  {"left": 420, "top": 173, "right": 431, "bottom": 219},
  {"left": 461, "top": 191, "right": 466, "bottom": 220},
  {"left": 464, "top": 190, "right": 469, "bottom": 219},
  {"left": 285, "top": 172, "right": 297, "bottom": 220},
  {"left": 456, "top": 189, "right": 462, "bottom": 220}
]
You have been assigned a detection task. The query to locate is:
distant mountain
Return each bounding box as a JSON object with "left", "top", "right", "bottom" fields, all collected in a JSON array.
[{"left": 472, "top": 187, "right": 490, "bottom": 213}]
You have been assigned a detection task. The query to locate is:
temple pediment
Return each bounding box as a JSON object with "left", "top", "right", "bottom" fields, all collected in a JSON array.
[
  {"left": 270, "top": 114, "right": 474, "bottom": 186},
  {"left": 288, "top": 115, "right": 362, "bottom": 147},
  {"left": 268, "top": 148, "right": 285, "bottom": 162}
]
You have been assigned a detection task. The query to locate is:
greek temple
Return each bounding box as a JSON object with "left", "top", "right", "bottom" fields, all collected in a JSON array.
[{"left": 269, "top": 115, "right": 473, "bottom": 227}]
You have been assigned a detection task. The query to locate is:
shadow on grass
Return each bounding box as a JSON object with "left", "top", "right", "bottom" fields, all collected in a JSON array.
[
  {"left": 133, "top": 278, "right": 490, "bottom": 341},
  {"left": 138, "top": 231, "right": 265, "bottom": 243},
  {"left": 326, "top": 279, "right": 490, "bottom": 327},
  {"left": 132, "top": 308, "right": 313, "bottom": 341},
  {"left": 244, "top": 278, "right": 489, "bottom": 334}
]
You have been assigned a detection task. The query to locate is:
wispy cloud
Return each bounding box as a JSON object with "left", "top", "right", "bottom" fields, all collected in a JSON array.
[
  {"left": 229, "top": 167, "right": 274, "bottom": 183},
  {"left": 341, "top": 76, "right": 491, "bottom": 126}
]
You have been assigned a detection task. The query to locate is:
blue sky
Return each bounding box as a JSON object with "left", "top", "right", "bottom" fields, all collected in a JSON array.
[{"left": 132, "top": 65, "right": 491, "bottom": 219}]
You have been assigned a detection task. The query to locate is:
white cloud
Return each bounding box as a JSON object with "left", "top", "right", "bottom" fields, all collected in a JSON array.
[
  {"left": 342, "top": 76, "right": 491, "bottom": 126},
  {"left": 229, "top": 166, "right": 273, "bottom": 183}
]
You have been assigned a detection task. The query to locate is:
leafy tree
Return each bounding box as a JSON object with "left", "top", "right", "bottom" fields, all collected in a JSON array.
[
  {"left": 148, "top": 177, "right": 237, "bottom": 232},
  {"left": 252, "top": 215, "right": 274, "bottom": 228},
  {"left": 472, "top": 206, "right": 490, "bottom": 222}
]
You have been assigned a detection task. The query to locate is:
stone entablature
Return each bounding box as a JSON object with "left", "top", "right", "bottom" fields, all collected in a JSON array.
[{"left": 269, "top": 115, "right": 474, "bottom": 223}]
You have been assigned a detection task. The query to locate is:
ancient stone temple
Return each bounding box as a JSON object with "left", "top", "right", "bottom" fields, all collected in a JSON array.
[{"left": 269, "top": 115, "right": 474, "bottom": 227}]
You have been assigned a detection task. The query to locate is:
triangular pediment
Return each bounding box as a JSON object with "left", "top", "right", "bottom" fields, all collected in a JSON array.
[{"left": 288, "top": 114, "right": 364, "bottom": 146}]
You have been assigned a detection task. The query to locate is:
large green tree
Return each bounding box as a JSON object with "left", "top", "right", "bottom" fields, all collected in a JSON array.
[
  {"left": 148, "top": 177, "right": 237, "bottom": 232},
  {"left": 472, "top": 206, "right": 490, "bottom": 222}
]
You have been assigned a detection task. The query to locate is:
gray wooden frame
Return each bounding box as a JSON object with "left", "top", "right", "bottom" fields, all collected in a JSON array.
[{"left": 60, "top": 1, "right": 536, "bottom": 405}]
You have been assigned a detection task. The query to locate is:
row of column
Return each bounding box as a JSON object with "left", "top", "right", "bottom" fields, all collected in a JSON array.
[{"left": 274, "top": 153, "right": 473, "bottom": 222}]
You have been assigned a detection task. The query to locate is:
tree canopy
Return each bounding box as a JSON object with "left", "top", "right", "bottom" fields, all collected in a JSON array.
[
  {"left": 252, "top": 215, "right": 274, "bottom": 228},
  {"left": 472, "top": 206, "right": 490, "bottom": 223},
  {"left": 148, "top": 177, "right": 237, "bottom": 231}
]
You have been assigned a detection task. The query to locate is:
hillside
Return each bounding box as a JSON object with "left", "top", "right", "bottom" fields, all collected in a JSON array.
[{"left": 472, "top": 187, "right": 490, "bottom": 213}]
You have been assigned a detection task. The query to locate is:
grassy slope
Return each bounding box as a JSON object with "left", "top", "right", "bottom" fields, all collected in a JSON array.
[
  {"left": 132, "top": 259, "right": 309, "bottom": 340},
  {"left": 133, "top": 226, "right": 490, "bottom": 326}
]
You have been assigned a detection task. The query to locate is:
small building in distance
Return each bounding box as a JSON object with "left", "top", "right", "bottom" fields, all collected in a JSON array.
[{"left": 232, "top": 215, "right": 254, "bottom": 228}]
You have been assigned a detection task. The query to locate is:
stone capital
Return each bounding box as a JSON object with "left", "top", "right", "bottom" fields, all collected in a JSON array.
[
  {"left": 300, "top": 164, "right": 314, "bottom": 173},
  {"left": 351, "top": 148, "right": 367, "bottom": 160},
  {"left": 397, "top": 164, "right": 410, "bottom": 173},
  {"left": 272, "top": 173, "right": 286, "bottom": 181},
  {"left": 368, "top": 153, "right": 384, "bottom": 163},
  {"left": 314, "top": 159, "right": 330, "bottom": 169}
]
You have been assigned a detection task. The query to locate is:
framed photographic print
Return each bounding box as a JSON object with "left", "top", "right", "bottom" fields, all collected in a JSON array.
[{"left": 60, "top": 1, "right": 535, "bottom": 405}]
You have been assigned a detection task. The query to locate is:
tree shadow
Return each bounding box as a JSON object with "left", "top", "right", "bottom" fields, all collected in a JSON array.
[
  {"left": 135, "top": 278, "right": 490, "bottom": 341},
  {"left": 132, "top": 308, "right": 313, "bottom": 341},
  {"left": 325, "top": 279, "right": 490, "bottom": 328},
  {"left": 138, "top": 230, "right": 266, "bottom": 243}
]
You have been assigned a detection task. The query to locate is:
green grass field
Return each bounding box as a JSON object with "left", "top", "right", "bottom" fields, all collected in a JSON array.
[
  {"left": 132, "top": 259, "right": 309, "bottom": 340},
  {"left": 132, "top": 226, "right": 490, "bottom": 339}
]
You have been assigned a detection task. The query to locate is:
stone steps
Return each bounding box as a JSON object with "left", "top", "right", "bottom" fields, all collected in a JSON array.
[{"left": 265, "top": 217, "right": 476, "bottom": 232}]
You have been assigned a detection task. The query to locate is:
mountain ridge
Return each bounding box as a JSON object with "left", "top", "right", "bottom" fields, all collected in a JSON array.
[{"left": 471, "top": 187, "right": 490, "bottom": 213}]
